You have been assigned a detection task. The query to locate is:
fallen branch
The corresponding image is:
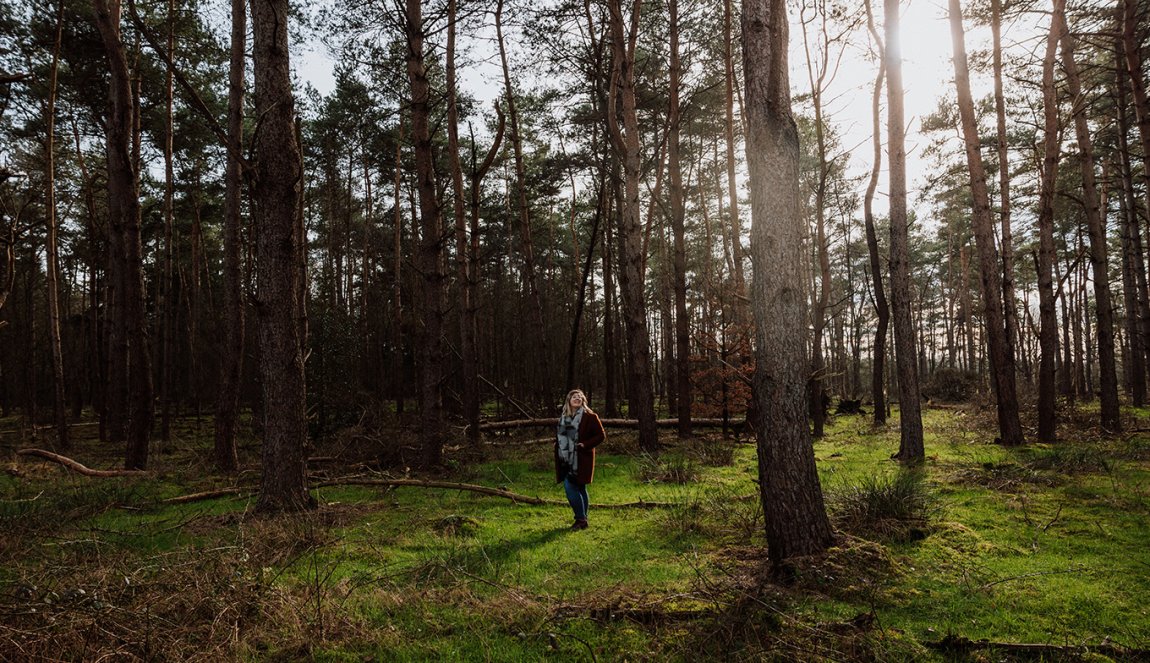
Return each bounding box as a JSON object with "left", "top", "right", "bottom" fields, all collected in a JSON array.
[
  {"left": 16, "top": 449, "right": 150, "bottom": 478},
  {"left": 163, "top": 477, "right": 681, "bottom": 509},
  {"left": 162, "top": 487, "right": 248, "bottom": 504},
  {"left": 312, "top": 478, "right": 675, "bottom": 509},
  {"left": 480, "top": 417, "right": 748, "bottom": 432}
]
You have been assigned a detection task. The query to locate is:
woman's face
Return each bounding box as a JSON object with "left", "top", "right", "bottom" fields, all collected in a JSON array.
[{"left": 568, "top": 393, "right": 584, "bottom": 409}]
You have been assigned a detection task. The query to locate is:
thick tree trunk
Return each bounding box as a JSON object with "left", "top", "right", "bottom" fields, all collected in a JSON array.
[
  {"left": 1036, "top": 0, "right": 1062, "bottom": 443},
  {"left": 743, "top": 0, "right": 834, "bottom": 565},
  {"left": 948, "top": 0, "right": 1024, "bottom": 446},
  {"left": 884, "top": 0, "right": 923, "bottom": 460},
  {"left": 669, "top": 0, "right": 691, "bottom": 437},
  {"left": 1060, "top": 14, "right": 1121, "bottom": 431},
  {"left": 93, "top": 0, "right": 153, "bottom": 470},
  {"left": 605, "top": 0, "right": 658, "bottom": 452},
  {"left": 406, "top": 0, "right": 448, "bottom": 465},
  {"left": 46, "top": 0, "right": 69, "bottom": 451},
  {"left": 250, "top": 0, "right": 313, "bottom": 512},
  {"left": 214, "top": 0, "right": 245, "bottom": 473},
  {"left": 863, "top": 0, "right": 888, "bottom": 426}
]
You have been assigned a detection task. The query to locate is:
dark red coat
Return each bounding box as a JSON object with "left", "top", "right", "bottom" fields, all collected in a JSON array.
[{"left": 554, "top": 410, "right": 606, "bottom": 484}]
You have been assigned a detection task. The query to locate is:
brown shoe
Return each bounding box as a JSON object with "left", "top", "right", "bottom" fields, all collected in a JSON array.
[{"left": 571, "top": 519, "right": 588, "bottom": 530}]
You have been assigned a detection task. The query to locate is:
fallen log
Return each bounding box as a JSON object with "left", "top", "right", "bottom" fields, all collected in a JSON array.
[
  {"left": 925, "top": 635, "right": 1150, "bottom": 660},
  {"left": 311, "top": 478, "right": 676, "bottom": 509},
  {"left": 479, "top": 417, "right": 748, "bottom": 431},
  {"left": 163, "top": 477, "right": 683, "bottom": 509},
  {"left": 16, "top": 449, "right": 150, "bottom": 478}
]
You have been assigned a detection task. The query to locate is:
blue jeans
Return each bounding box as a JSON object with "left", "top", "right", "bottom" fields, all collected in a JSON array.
[{"left": 563, "top": 476, "right": 589, "bottom": 521}]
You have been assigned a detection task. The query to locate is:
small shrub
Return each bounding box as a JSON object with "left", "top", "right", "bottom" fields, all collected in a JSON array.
[
  {"left": 1027, "top": 445, "right": 1110, "bottom": 474},
  {"left": 683, "top": 438, "right": 737, "bottom": 467},
  {"left": 635, "top": 452, "right": 699, "bottom": 484},
  {"left": 701, "top": 485, "right": 763, "bottom": 542},
  {"left": 829, "top": 470, "right": 937, "bottom": 541},
  {"left": 652, "top": 485, "right": 707, "bottom": 537}
]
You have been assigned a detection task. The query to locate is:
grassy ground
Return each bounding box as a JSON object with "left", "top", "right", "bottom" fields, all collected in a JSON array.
[{"left": 2, "top": 405, "right": 1149, "bottom": 661}]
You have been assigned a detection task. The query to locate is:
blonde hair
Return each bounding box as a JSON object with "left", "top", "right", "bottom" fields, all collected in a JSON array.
[{"left": 561, "top": 389, "right": 592, "bottom": 418}]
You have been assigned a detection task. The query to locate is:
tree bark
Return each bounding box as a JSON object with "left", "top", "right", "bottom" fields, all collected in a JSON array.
[
  {"left": 742, "top": 0, "right": 834, "bottom": 565},
  {"left": 884, "top": 0, "right": 923, "bottom": 460},
  {"left": 605, "top": 0, "right": 659, "bottom": 452},
  {"left": 1060, "top": 12, "right": 1121, "bottom": 432},
  {"left": 947, "top": 0, "right": 1024, "bottom": 446},
  {"left": 1036, "top": 0, "right": 1062, "bottom": 443},
  {"left": 93, "top": 0, "right": 153, "bottom": 470},
  {"left": 250, "top": 0, "right": 313, "bottom": 512}
]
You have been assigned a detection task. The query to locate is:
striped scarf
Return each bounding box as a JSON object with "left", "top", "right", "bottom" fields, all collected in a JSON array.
[{"left": 557, "top": 408, "right": 584, "bottom": 472}]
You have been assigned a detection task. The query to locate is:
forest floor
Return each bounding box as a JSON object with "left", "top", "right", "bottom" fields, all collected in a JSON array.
[{"left": 2, "top": 404, "right": 1150, "bottom": 661}]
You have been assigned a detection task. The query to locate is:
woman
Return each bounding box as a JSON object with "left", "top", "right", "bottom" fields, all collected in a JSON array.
[{"left": 555, "top": 389, "right": 606, "bottom": 530}]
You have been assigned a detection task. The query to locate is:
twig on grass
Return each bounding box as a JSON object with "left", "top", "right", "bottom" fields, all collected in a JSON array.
[
  {"left": 15, "top": 449, "right": 150, "bottom": 478},
  {"left": 978, "top": 565, "right": 1089, "bottom": 591}
]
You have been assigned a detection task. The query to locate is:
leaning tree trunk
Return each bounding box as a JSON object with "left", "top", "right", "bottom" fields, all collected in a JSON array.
[
  {"left": 948, "top": 0, "right": 1024, "bottom": 446},
  {"left": 214, "top": 0, "right": 245, "bottom": 473},
  {"left": 863, "top": 0, "right": 888, "bottom": 426},
  {"left": 884, "top": 0, "right": 923, "bottom": 460},
  {"left": 1060, "top": 12, "right": 1121, "bottom": 432},
  {"left": 250, "top": 0, "right": 313, "bottom": 512},
  {"left": 605, "top": 0, "right": 659, "bottom": 452},
  {"left": 743, "top": 0, "right": 834, "bottom": 566},
  {"left": 406, "top": 0, "right": 448, "bottom": 466},
  {"left": 93, "top": 0, "right": 153, "bottom": 470},
  {"left": 1036, "top": 0, "right": 1062, "bottom": 443}
]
